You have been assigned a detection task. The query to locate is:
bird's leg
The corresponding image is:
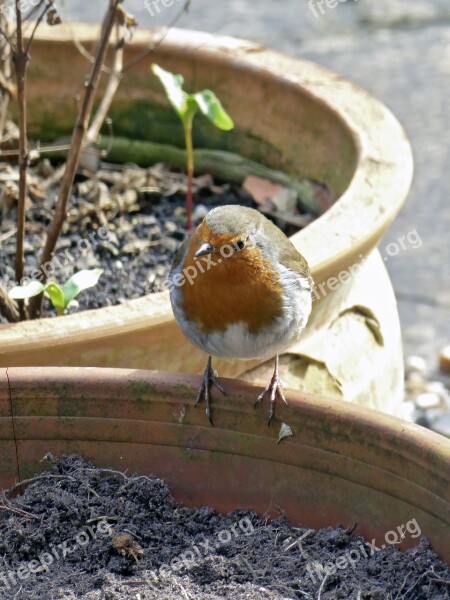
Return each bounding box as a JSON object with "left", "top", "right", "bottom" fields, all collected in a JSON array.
[
  {"left": 196, "top": 355, "right": 226, "bottom": 424},
  {"left": 254, "top": 354, "right": 288, "bottom": 424}
]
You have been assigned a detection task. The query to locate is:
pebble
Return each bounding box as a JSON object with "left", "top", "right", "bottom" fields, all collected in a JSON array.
[
  {"left": 99, "top": 241, "right": 119, "bottom": 257},
  {"left": 405, "top": 372, "right": 427, "bottom": 396},
  {"left": 426, "top": 380, "right": 449, "bottom": 401},
  {"left": 164, "top": 221, "right": 178, "bottom": 233},
  {"left": 358, "top": 0, "right": 450, "bottom": 25},
  {"left": 415, "top": 392, "right": 441, "bottom": 411},
  {"left": 192, "top": 204, "right": 209, "bottom": 221},
  {"left": 162, "top": 237, "right": 179, "bottom": 253},
  {"left": 440, "top": 345, "right": 450, "bottom": 374},
  {"left": 405, "top": 355, "right": 427, "bottom": 376},
  {"left": 139, "top": 215, "right": 158, "bottom": 226},
  {"left": 77, "top": 252, "right": 100, "bottom": 270},
  {"left": 24, "top": 241, "right": 34, "bottom": 254},
  {"left": 403, "top": 354, "right": 450, "bottom": 434}
]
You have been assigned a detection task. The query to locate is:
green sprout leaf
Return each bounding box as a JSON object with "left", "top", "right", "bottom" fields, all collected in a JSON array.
[
  {"left": 194, "top": 90, "right": 234, "bottom": 130},
  {"left": 9, "top": 280, "right": 45, "bottom": 299},
  {"left": 151, "top": 64, "right": 191, "bottom": 121},
  {"left": 60, "top": 268, "right": 104, "bottom": 310},
  {"left": 45, "top": 282, "right": 66, "bottom": 316},
  {"left": 152, "top": 63, "right": 234, "bottom": 231},
  {"left": 8, "top": 268, "right": 103, "bottom": 316},
  {"left": 152, "top": 64, "right": 234, "bottom": 130}
]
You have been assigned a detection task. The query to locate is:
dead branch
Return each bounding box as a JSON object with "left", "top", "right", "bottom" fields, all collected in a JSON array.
[
  {"left": 29, "top": 0, "right": 122, "bottom": 318},
  {"left": 0, "top": 283, "right": 20, "bottom": 322},
  {"left": 12, "top": 0, "right": 28, "bottom": 319},
  {"left": 0, "top": 9, "right": 13, "bottom": 139}
]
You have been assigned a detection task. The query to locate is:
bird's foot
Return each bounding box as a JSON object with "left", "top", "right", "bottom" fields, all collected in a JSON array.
[
  {"left": 254, "top": 356, "right": 287, "bottom": 425},
  {"left": 196, "top": 356, "right": 226, "bottom": 425}
]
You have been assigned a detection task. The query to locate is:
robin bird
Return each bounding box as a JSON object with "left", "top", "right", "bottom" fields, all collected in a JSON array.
[{"left": 169, "top": 205, "right": 313, "bottom": 424}]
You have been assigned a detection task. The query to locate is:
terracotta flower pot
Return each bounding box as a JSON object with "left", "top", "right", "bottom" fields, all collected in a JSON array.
[
  {"left": 0, "top": 25, "right": 413, "bottom": 414},
  {"left": 1, "top": 366, "right": 448, "bottom": 565}
]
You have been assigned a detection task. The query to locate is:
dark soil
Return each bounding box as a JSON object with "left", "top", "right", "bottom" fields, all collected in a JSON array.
[
  {"left": 0, "top": 161, "right": 259, "bottom": 320},
  {"left": 0, "top": 455, "right": 449, "bottom": 599},
  {"left": 0, "top": 160, "right": 309, "bottom": 321}
]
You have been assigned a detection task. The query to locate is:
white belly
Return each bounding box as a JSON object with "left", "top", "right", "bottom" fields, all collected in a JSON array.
[{"left": 171, "top": 284, "right": 312, "bottom": 360}]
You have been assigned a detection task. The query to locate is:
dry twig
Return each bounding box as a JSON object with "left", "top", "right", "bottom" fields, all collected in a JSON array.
[
  {"left": 29, "top": 0, "right": 121, "bottom": 318},
  {"left": 12, "top": 0, "right": 28, "bottom": 317},
  {"left": 0, "top": 283, "right": 20, "bottom": 322}
]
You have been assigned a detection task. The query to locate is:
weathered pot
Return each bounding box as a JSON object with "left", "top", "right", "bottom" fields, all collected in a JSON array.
[
  {"left": 1, "top": 367, "right": 448, "bottom": 565},
  {"left": 0, "top": 26, "right": 413, "bottom": 414}
]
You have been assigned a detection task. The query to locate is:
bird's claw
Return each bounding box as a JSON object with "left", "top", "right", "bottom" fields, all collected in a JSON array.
[
  {"left": 196, "top": 358, "right": 226, "bottom": 425},
  {"left": 255, "top": 373, "right": 287, "bottom": 425}
]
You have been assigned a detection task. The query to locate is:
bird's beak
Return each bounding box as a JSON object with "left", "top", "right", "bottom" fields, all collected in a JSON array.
[{"left": 194, "top": 242, "right": 215, "bottom": 258}]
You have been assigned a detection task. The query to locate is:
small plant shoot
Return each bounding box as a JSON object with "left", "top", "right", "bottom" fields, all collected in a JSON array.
[
  {"left": 9, "top": 268, "right": 104, "bottom": 316},
  {"left": 151, "top": 64, "right": 234, "bottom": 231}
]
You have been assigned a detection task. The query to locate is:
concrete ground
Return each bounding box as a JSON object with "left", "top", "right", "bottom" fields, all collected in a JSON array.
[{"left": 67, "top": 0, "right": 450, "bottom": 377}]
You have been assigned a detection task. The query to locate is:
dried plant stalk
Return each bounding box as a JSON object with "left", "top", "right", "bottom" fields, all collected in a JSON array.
[{"left": 29, "top": 0, "right": 121, "bottom": 318}]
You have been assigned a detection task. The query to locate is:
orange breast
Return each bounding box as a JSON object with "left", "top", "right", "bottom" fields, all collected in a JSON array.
[{"left": 181, "top": 234, "right": 284, "bottom": 335}]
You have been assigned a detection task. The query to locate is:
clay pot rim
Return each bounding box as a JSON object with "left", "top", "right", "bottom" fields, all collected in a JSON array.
[
  {"left": 4, "top": 365, "right": 449, "bottom": 479},
  {"left": 2, "top": 366, "right": 449, "bottom": 565}
]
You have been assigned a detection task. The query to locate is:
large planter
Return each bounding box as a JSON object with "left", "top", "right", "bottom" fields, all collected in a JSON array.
[
  {"left": 0, "top": 26, "right": 413, "bottom": 414},
  {"left": 1, "top": 367, "right": 448, "bottom": 565}
]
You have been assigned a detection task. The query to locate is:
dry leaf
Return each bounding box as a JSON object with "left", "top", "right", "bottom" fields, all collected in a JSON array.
[
  {"left": 243, "top": 175, "right": 286, "bottom": 209},
  {"left": 277, "top": 422, "right": 294, "bottom": 444}
]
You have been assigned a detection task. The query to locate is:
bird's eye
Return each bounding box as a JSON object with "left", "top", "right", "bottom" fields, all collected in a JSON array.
[{"left": 235, "top": 239, "right": 246, "bottom": 250}]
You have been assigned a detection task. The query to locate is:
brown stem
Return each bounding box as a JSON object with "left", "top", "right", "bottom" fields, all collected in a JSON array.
[
  {"left": 86, "top": 22, "right": 123, "bottom": 145},
  {"left": 0, "top": 26, "right": 13, "bottom": 140},
  {"left": 29, "top": 0, "right": 121, "bottom": 319},
  {"left": 0, "top": 8, "right": 10, "bottom": 141},
  {"left": 0, "top": 284, "right": 20, "bottom": 322},
  {"left": 13, "top": 1, "right": 29, "bottom": 320},
  {"left": 184, "top": 119, "right": 194, "bottom": 232}
]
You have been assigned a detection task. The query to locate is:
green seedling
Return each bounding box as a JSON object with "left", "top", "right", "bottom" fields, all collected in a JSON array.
[
  {"left": 152, "top": 63, "right": 234, "bottom": 231},
  {"left": 9, "top": 268, "right": 103, "bottom": 316}
]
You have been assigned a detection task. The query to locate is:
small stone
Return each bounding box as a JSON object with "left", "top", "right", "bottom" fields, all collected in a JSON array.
[
  {"left": 114, "top": 260, "right": 123, "bottom": 270},
  {"left": 56, "top": 238, "right": 72, "bottom": 250},
  {"left": 426, "top": 381, "right": 448, "bottom": 397},
  {"left": 162, "top": 237, "right": 178, "bottom": 253},
  {"left": 405, "top": 355, "right": 427, "bottom": 376},
  {"left": 440, "top": 345, "right": 450, "bottom": 374},
  {"left": 415, "top": 392, "right": 441, "bottom": 410},
  {"left": 66, "top": 299, "right": 80, "bottom": 312},
  {"left": 405, "top": 372, "right": 427, "bottom": 395},
  {"left": 35, "top": 158, "right": 54, "bottom": 178},
  {"left": 164, "top": 221, "right": 177, "bottom": 233},
  {"left": 192, "top": 204, "right": 209, "bottom": 221},
  {"left": 24, "top": 241, "right": 34, "bottom": 254},
  {"left": 99, "top": 241, "right": 119, "bottom": 257},
  {"left": 77, "top": 252, "right": 100, "bottom": 270},
  {"left": 139, "top": 215, "right": 157, "bottom": 226}
]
